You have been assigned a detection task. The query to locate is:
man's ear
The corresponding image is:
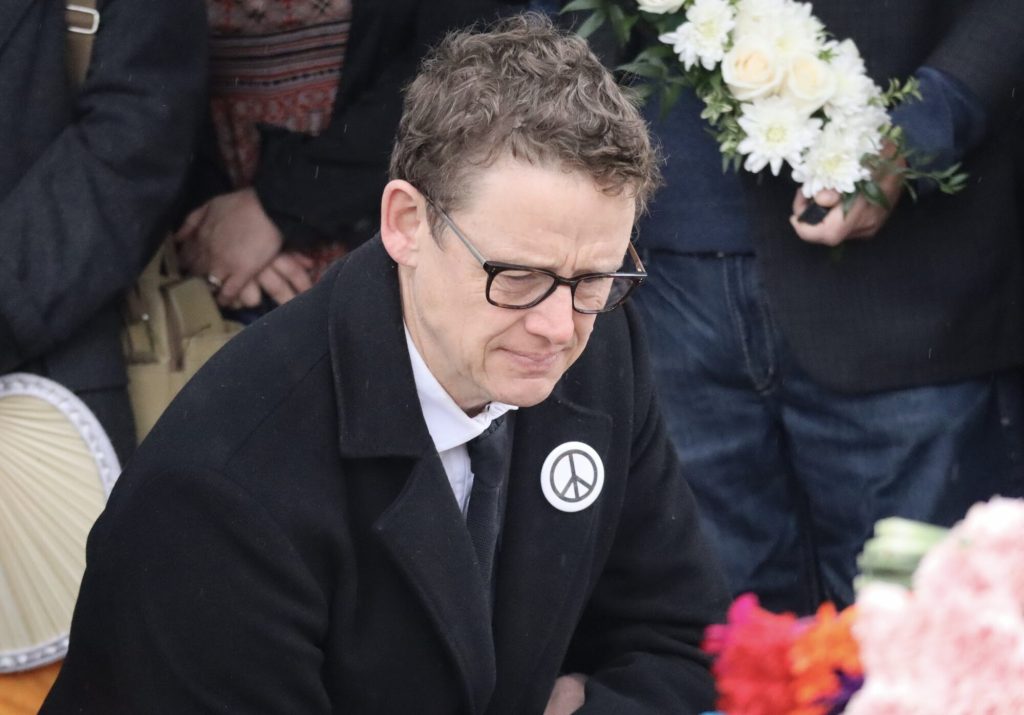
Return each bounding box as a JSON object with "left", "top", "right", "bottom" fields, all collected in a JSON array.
[{"left": 380, "top": 180, "right": 427, "bottom": 267}]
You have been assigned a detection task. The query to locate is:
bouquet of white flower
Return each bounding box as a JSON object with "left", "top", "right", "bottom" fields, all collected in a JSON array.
[{"left": 566, "top": 0, "right": 967, "bottom": 211}]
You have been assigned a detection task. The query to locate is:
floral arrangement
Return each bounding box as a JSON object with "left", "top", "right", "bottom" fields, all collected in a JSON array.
[
  {"left": 565, "top": 0, "right": 967, "bottom": 206},
  {"left": 700, "top": 497, "right": 1024, "bottom": 715},
  {"left": 703, "top": 596, "right": 862, "bottom": 715}
]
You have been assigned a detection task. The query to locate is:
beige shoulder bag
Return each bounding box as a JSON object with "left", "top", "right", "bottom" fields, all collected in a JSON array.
[{"left": 66, "top": 1, "right": 242, "bottom": 440}]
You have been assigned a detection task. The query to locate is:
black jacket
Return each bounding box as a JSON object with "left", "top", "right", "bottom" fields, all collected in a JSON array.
[
  {"left": 43, "top": 238, "right": 729, "bottom": 714},
  {"left": 0, "top": 0, "right": 207, "bottom": 458},
  {"left": 748, "top": 0, "right": 1024, "bottom": 392}
]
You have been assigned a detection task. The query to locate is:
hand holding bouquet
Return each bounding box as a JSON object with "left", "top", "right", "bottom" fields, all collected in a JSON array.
[{"left": 566, "top": 0, "right": 967, "bottom": 225}]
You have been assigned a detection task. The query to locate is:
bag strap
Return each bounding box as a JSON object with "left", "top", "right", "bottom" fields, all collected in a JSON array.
[{"left": 65, "top": 1, "right": 100, "bottom": 89}]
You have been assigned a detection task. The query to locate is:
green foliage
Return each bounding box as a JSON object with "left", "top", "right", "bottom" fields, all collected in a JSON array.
[
  {"left": 881, "top": 76, "right": 923, "bottom": 108},
  {"left": 575, "top": 8, "right": 608, "bottom": 39},
  {"left": 860, "top": 179, "right": 892, "bottom": 210},
  {"left": 560, "top": 0, "right": 605, "bottom": 12}
]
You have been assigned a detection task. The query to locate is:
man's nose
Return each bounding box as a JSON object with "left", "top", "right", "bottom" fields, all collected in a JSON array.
[{"left": 523, "top": 284, "right": 576, "bottom": 344}]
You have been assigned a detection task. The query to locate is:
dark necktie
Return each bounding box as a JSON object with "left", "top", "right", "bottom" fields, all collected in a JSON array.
[{"left": 465, "top": 413, "right": 514, "bottom": 593}]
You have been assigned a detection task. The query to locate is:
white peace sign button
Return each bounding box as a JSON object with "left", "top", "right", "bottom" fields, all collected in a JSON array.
[{"left": 540, "top": 441, "right": 604, "bottom": 513}]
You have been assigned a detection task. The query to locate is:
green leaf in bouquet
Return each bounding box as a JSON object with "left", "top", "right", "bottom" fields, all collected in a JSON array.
[
  {"left": 633, "top": 44, "right": 676, "bottom": 63},
  {"left": 903, "top": 179, "right": 919, "bottom": 203},
  {"left": 860, "top": 179, "right": 892, "bottom": 210},
  {"left": 649, "top": 14, "right": 689, "bottom": 35},
  {"left": 625, "top": 81, "right": 656, "bottom": 104},
  {"left": 934, "top": 162, "right": 969, "bottom": 194},
  {"left": 721, "top": 153, "right": 743, "bottom": 174},
  {"left": 607, "top": 4, "right": 639, "bottom": 47},
  {"left": 618, "top": 59, "right": 668, "bottom": 80},
  {"left": 560, "top": 0, "right": 605, "bottom": 13},
  {"left": 842, "top": 191, "right": 858, "bottom": 215},
  {"left": 881, "top": 76, "right": 923, "bottom": 108},
  {"left": 575, "top": 8, "right": 608, "bottom": 39}
]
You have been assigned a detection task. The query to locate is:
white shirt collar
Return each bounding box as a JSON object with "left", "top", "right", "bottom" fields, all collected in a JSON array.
[{"left": 404, "top": 327, "right": 517, "bottom": 453}]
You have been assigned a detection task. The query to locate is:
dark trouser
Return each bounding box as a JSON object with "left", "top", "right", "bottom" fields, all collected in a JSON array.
[{"left": 635, "top": 251, "right": 1024, "bottom": 614}]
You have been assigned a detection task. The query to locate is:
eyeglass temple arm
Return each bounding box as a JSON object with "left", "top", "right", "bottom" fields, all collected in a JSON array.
[
  {"left": 426, "top": 198, "right": 489, "bottom": 266},
  {"left": 627, "top": 242, "right": 645, "bottom": 273}
]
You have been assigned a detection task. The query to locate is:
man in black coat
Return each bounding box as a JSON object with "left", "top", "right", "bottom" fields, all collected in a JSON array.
[
  {"left": 0, "top": 0, "right": 207, "bottom": 461},
  {"left": 43, "top": 15, "right": 729, "bottom": 714},
  {"left": 635, "top": 0, "right": 1024, "bottom": 613}
]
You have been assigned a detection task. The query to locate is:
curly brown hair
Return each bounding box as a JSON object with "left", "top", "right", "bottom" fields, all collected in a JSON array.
[{"left": 389, "top": 13, "right": 661, "bottom": 228}]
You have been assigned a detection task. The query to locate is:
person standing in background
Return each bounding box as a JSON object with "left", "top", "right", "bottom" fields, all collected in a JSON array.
[
  {"left": 633, "top": 0, "right": 1024, "bottom": 614},
  {"left": 176, "top": 1, "right": 513, "bottom": 314},
  {"left": 0, "top": 0, "right": 206, "bottom": 708},
  {"left": 0, "top": 0, "right": 207, "bottom": 461}
]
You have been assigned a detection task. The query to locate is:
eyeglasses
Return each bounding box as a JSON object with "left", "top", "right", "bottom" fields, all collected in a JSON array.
[{"left": 427, "top": 200, "right": 646, "bottom": 315}]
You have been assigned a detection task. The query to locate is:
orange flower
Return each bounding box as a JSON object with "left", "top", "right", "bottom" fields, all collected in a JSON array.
[{"left": 788, "top": 603, "right": 863, "bottom": 715}]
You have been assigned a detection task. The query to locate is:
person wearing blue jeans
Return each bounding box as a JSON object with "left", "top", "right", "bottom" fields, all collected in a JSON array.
[
  {"left": 635, "top": 250, "right": 1022, "bottom": 613},
  {"left": 634, "top": 1, "right": 1024, "bottom": 614}
]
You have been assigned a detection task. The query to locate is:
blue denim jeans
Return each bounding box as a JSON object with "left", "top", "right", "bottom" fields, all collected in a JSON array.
[{"left": 634, "top": 251, "right": 1024, "bottom": 613}]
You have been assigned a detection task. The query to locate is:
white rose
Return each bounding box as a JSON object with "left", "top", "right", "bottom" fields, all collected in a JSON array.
[
  {"left": 722, "top": 39, "right": 784, "bottom": 101},
  {"left": 783, "top": 52, "right": 836, "bottom": 115},
  {"left": 637, "top": 0, "right": 686, "bottom": 14}
]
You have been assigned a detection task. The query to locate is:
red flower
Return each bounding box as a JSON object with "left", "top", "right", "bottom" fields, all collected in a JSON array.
[{"left": 702, "top": 594, "right": 803, "bottom": 715}]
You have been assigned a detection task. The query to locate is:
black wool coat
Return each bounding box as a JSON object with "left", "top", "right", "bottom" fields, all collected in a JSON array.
[
  {"left": 0, "top": 0, "right": 207, "bottom": 459},
  {"left": 43, "top": 238, "right": 730, "bottom": 714}
]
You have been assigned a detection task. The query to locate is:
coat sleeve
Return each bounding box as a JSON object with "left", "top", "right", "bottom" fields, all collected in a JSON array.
[
  {"left": 563, "top": 306, "right": 731, "bottom": 714},
  {"left": 0, "top": 0, "right": 207, "bottom": 372},
  {"left": 924, "top": 0, "right": 1024, "bottom": 114},
  {"left": 41, "top": 467, "right": 333, "bottom": 714}
]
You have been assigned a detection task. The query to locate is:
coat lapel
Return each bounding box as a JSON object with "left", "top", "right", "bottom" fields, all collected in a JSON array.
[
  {"left": 374, "top": 455, "right": 497, "bottom": 714},
  {"left": 326, "top": 239, "right": 497, "bottom": 713},
  {"left": 490, "top": 394, "right": 613, "bottom": 710}
]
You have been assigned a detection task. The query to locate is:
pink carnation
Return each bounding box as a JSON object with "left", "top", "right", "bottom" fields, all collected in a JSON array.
[{"left": 847, "top": 497, "right": 1024, "bottom": 715}]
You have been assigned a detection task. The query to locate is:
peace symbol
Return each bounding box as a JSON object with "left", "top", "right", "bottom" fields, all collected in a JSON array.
[
  {"left": 539, "top": 441, "right": 605, "bottom": 513},
  {"left": 548, "top": 450, "right": 599, "bottom": 503}
]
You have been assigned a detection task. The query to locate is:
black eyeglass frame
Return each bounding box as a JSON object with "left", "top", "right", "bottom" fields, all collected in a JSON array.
[{"left": 426, "top": 199, "right": 647, "bottom": 315}]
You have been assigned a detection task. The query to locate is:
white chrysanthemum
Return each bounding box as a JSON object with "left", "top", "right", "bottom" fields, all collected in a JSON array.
[
  {"left": 734, "top": 0, "right": 824, "bottom": 61},
  {"left": 733, "top": 0, "right": 787, "bottom": 40},
  {"left": 792, "top": 123, "right": 872, "bottom": 196},
  {"left": 659, "top": 0, "right": 736, "bottom": 71},
  {"left": 737, "top": 95, "right": 822, "bottom": 175},
  {"left": 637, "top": 0, "right": 686, "bottom": 14},
  {"left": 843, "top": 104, "right": 890, "bottom": 155},
  {"left": 823, "top": 39, "right": 879, "bottom": 118}
]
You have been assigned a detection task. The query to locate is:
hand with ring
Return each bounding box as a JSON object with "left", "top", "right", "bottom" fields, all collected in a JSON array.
[{"left": 174, "top": 187, "right": 284, "bottom": 307}]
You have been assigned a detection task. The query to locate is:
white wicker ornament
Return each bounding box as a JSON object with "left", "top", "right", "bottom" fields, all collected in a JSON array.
[{"left": 0, "top": 373, "right": 120, "bottom": 673}]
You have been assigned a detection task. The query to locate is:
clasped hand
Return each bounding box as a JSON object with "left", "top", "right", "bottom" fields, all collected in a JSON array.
[{"left": 175, "top": 187, "right": 313, "bottom": 308}]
